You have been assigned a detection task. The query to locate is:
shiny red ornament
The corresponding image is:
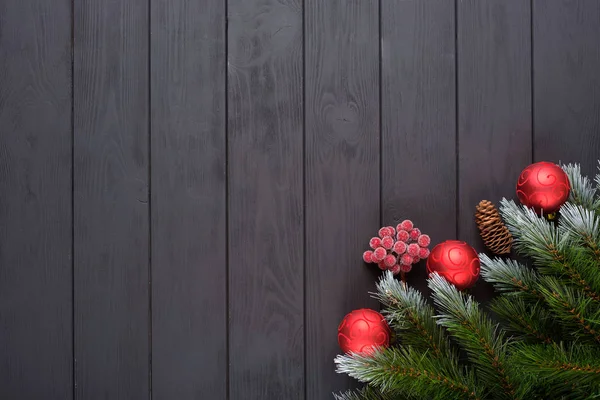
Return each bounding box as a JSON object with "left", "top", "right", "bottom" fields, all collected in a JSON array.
[
  {"left": 337, "top": 309, "right": 391, "bottom": 355},
  {"left": 516, "top": 161, "right": 570, "bottom": 215},
  {"left": 426, "top": 240, "right": 480, "bottom": 291}
]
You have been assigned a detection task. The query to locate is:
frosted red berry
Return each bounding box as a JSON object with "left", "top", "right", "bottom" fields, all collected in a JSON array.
[
  {"left": 377, "top": 261, "right": 387, "bottom": 270},
  {"left": 390, "top": 264, "right": 401, "bottom": 275},
  {"left": 417, "top": 234, "right": 431, "bottom": 247},
  {"left": 369, "top": 237, "right": 382, "bottom": 249},
  {"left": 400, "top": 220, "right": 414, "bottom": 231},
  {"left": 418, "top": 247, "right": 430, "bottom": 259},
  {"left": 373, "top": 247, "right": 387, "bottom": 261},
  {"left": 363, "top": 250, "right": 374, "bottom": 263},
  {"left": 387, "top": 226, "right": 396, "bottom": 235},
  {"left": 409, "top": 228, "right": 421, "bottom": 241},
  {"left": 378, "top": 227, "right": 392, "bottom": 238},
  {"left": 401, "top": 253, "right": 413, "bottom": 266},
  {"left": 407, "top": 243, "right": 420, "bottom": 257},
  {"left": 392, "top": 241, "right": 407, "bottom": 254},
  {"left": 382, "top": 236, "right": 394, "bottom": 250},
  {"left": 384, "top": 254, "right": 397, "bottom": 267},
  {"left": 413, "top": 256, "right": 421, "bottom": 263},
  {"left": 397, "top": 230, "right": 410, "bottom": 243},
  {"left": 399, "top": 264, "right": 412, "bottom": 273}
]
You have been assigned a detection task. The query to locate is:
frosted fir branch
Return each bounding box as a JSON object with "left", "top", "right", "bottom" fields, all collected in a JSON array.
[
  {"left": 334, "top": 347, "right": 483, "bottom": 400},
  {"left": 559, "top": 203, "right": 600, "bottom": 259},
  {"left": 499, "top": 199, "right": 571, "bottom": 266},
  {"left": 512, "top": 342, "right": 600, "bottom": 399},
  {"left": 333, "top": 386, "right": 395, "bottom": 400},
  {"left": 595, "top": 160, "right": 600, "bottom": 193},
  {"left": 479, "top": 254, "right": 544, "bottom": 301},
  {"left": 428, "top": 274, "right": 523, "bottom": 400},
  {"left": 372, "top": 271, "right": 454, "bottom": 358},
  {"left": 561, "top": 163, "right": 598, "bottom": 210}
]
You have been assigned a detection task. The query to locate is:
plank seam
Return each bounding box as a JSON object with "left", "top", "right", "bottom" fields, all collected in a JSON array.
[
  {"left": 530, "top": 0, "right": 535, "bottom": 162},
  {"left": 147, "top": 0, "right": 153, "bottom": 397},
  {"left": 454, "top": 0, "right": 459, "bottom": 239},
  {"left": 302, "top": 0, "right": 307, "bottom": 398},
  {"left": 71, "top": 0, "right": 76, "bottom": 397},
  {"left": 225, "top": 0, "right": 231, "bottom": 398}
]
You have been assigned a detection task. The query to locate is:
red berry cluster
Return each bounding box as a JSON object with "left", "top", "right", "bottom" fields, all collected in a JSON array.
[{"left": 363, "top": 220, "right": 431, "bottom": 275}]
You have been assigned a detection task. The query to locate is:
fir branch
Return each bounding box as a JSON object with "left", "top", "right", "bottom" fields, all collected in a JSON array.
[
  {"left": 538, "top": 277, "right": 600, "bottom": 344},
  {"left": 561, "top": 163, "right": 598, "bottom": 210},
  {"left": 500, "top": 199, "right": 600, "bottom": 302},
  {"left": 490, "top": 296, "right": 555, "bottom": 344},
  {"left": 373, "top": 271, "right": 454, "bottom": 358},
  {"left": 333, "top": 386, "right": 397, "bottom": 400},
  {"left": 335, "top": 347, "right": 483, "bottom": 400},
  {"left": 479, "top": 255, "right": 544, "bottom": 301},
  {"left": 499, "top": 199, "right": 570, "bottom": 266},
  {"left": 559, "top": 203, "right": 600, "bottom": 260},
  {"left": 595, "top": 160, "right": 600, "bottom": 194},
  {"left": 428, "top": 274, "right": 525, "bottom": 399},
  {"left": 512, "top": 342, "right": 600, "bottom": 399}
]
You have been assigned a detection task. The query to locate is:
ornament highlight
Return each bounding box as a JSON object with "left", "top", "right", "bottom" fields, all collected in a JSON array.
[
  {"left": 516, "top": 161, "right": 570, "bottom": 216},
  {"left": 337, "top": 308, "right": 391, "bottom": 355},
  {"left": 426, "top": 240, "right": 480, "bottom": 290}
]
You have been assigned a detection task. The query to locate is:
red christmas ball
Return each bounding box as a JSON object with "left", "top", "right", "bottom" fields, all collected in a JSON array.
[
  {"left": 426, "top": 240, "right": 480, "bottom": 291},
  {"left": 337, "top": 309, "right": 391, "bottom": 355},
  {"left": 516, "top": 161, "right": 570, "bottom": 214}
]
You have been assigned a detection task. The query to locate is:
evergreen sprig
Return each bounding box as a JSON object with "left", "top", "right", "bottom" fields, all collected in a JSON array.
[
  {"left": 479, "top": 254, "right": 544, "bottom": 301},
  {"left": 372, "top": 271, "right": 454, "bottom": 358},
  {"left": 489, "top": 296, "right": 555, "bottom": 344},
  {"left": 538, "top": 276, "right": 600, "bottom": 344},
  {"left": 562, "top": 162, "right": 599, "bottom": 211},
  {"left": 333, "top": 386, "right": 395, "bottom": 400},
  {"left": 512, "top": 342, "right": 600, "bottom": 399},
  {"left": 428, "top": 274, "right": 526, "bottom": 399},
  {"left": 334, "top": 346, "right": 482, "bottom": 400}
]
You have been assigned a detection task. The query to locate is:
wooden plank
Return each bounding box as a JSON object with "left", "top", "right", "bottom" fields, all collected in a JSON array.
[
  {"left": 0, "top": 0, "right": 73, "bottom": 398},
  {"left": 150, "top": 0, "right": 227, "bottom": 398},
  {"left": 457, "top": 0, "right": 532, "bottom": 301},
  {"left": 227, "top": 0, "right": 304, "bottom": 398},
  {"left": 533, "top": 0, "right": 600, "bottom": 176},
  {"left": 73, "top": 0, "right": 149, "bottom": 397},
  {"left": 305, "top": 1, "right": 380, "bottom": 397},
  {"left": 381, "top": 0, "right": 456, "bottom": 296}
]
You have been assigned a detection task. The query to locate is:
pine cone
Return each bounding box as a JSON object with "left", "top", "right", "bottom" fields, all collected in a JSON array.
[{"left": 475, "top": 200, "right": 512, "bottom": 255}]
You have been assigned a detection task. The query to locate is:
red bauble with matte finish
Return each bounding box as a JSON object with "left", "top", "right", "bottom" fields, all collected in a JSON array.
[
  {"left": 427, "top": 240, "right": 480, "bottom": 291},
  {"left": 516, "top": 161, "right": 570, "bottom": 214},
  {"left": 337, "top": 309, "right": 391, "bottom": 355}
]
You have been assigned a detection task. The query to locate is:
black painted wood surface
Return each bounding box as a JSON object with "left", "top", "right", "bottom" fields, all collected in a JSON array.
[
  {"left": 73, "top": 0, "right": 150, "bottom": 398},
  {"left": 305, "top": 1, "right": 380, "bottom": 398},
  {"left": 0, "top": 0, "right": 73, "bottom": 398},
  {"left": 150, "top": 0, "right": 227, "bottom": 398},
  {"left": 227, "top": 0, "right": 304, "bottom": 398},
  {"left": 1, "top": 1, "right": 600, "bottom": 399}
]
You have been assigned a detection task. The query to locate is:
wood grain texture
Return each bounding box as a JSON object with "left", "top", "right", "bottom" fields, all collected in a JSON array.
[
  {"left": 534, "top": 0, "right": 600, "bottom": 175},
  {"left": 150, "top": 0, "right": 227, "bottom": 398},
  {"left": 227, "top": 0, "right": 304, "bottom": 398},
  {"left": 0, "top": 0, "right": 73, "bottom": 398},
  {"left": 73, "top": 0, "right": 149, "bottom": 398},
  {"left": 457, "top": 0, "right": 532, "bottom": 301},
  {"left": 381, "top": 0, "right": 456, "bottom": 295},
  {"left": 305, "top": 1, "right": 380, "bottom": 398}
]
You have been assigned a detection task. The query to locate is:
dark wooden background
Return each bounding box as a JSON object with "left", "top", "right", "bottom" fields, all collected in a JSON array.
[{"left": 1, "top": 0, "right": 599, "bottom": 399}]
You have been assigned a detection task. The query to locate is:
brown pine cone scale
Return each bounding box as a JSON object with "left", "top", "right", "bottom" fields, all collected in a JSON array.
[{"left": 475, "top": 200, "right": 513, "bottom": 255}]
